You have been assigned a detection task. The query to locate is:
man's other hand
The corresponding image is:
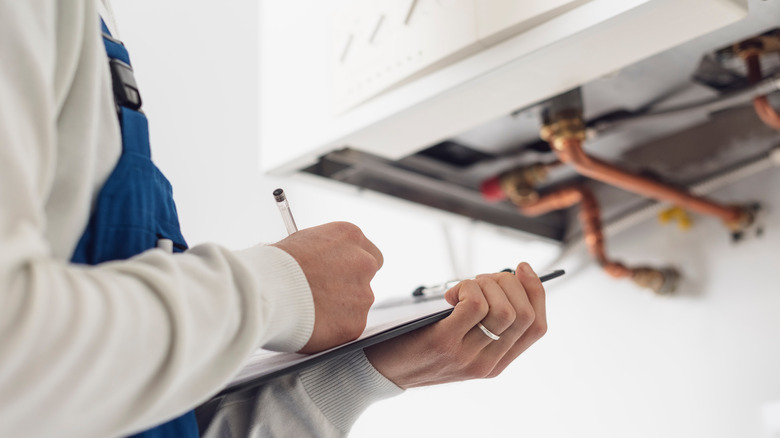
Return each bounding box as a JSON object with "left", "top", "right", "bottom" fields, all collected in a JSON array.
[{"left": 364, "top": 262, "right": 547, "bottom": 388}]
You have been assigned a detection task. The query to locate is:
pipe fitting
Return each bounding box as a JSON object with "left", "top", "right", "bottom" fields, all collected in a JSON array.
[
  {"left": 724, "top": 205, "right": 756, "bottom": 232},
  {"left": 733, "top": 41, "right": 764, "bottom": 60},
  {"left": 481, "top": 162, "right": 555, "bottom": 205},
  {"left": 733, "top": 31, "right": 780, "bottom": 59},
  {"left": 631, "top": 267, "right": 680, "bottom": 295},
  {"left": 541, "top": 113, "right": 587, "bottom": 152},
  {"left": 501, "top": 163, "right": 549, "bottom": 205},
  {"left": 728, "top": 203, "right": 763, "bottom": 242},
  {"left": 541, "top": 89, "right": 587, "bottom": 149}
]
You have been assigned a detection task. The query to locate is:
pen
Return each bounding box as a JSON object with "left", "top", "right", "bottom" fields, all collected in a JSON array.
[{"left": 273, "top": 188, "right": 298, "bottom": 235}]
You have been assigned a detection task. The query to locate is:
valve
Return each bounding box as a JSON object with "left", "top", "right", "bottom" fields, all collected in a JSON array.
[
  {"left": 480, "top": 163, "right": 554, "bottom": 205},
  {"left": 631, "top": 267, "right": 681, "bottom": 295},
  {"left": 729, "top": 203, "right": 764, "bottom": 243}
]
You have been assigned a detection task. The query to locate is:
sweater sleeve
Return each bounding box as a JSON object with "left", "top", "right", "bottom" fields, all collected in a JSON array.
[
  {"left": 0, "top": 2, "right": 315, "bottom": 437},
  {"left": 197, "top": 350, "right": 405, "bottom": 438}
]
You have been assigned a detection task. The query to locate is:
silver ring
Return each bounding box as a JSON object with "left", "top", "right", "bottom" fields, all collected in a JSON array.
[{"left": 477, "top": 322, "right": 500, "bottom": 341}]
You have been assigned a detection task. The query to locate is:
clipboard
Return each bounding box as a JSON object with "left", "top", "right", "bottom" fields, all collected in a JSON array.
[{"left": 220, "top": 270, "right": 564, "bottom": 396}]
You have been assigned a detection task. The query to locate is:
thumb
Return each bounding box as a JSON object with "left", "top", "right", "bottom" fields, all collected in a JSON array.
[{"left": 444, "top": 283, "right": 461, "bottom": 307}]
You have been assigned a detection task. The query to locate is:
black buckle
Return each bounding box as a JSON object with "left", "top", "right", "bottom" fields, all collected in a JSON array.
[{"left": 109, "top": 58, "right": 142, "bottom": 111}]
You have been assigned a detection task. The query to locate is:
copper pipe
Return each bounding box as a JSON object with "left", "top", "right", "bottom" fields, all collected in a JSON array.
[
  {"left": 493, "top": 167, "right": 679, "bottom": 292},
  {"left": 517, "top": 186, "right": 581, "bottom": 216},
  {"left": 518, "top": 186, "right": 632, "bottom": 279},
  {"left": 754, "top": 97, "right": 780, "bottom": 129},
  {"left": 550, "top": 137, "right": 744, "bottom": 226},
  {"left": 744, "top": 52, "right": 780, "bottom": 130}
]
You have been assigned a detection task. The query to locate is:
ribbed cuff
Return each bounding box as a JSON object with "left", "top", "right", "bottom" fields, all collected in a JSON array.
[
  {"left": 299, "top": 350, "right": 404, "bottom": 434},
  {"left": 237, "top": 245, "right": 314, "bottom": 352}
]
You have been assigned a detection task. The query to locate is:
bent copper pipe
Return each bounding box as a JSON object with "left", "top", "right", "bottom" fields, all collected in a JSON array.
[
  {"left": 744, "top": 52, "right": 780, "bottom": 130},
  {"left": 550, "top": 138, "right": 743, "bottom": 225},
  {"left": 518, "top": 186, "right": 633, "bottom": 279}
]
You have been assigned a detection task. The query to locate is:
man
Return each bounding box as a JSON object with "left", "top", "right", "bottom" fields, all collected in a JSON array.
[{"left": 0, "top": 1, "right": 547, "bottom": 437}]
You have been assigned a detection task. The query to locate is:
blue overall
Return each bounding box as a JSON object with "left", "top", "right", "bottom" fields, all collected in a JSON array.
[{"left": 70, "top": 20, "right": 200, "bottom": 438}]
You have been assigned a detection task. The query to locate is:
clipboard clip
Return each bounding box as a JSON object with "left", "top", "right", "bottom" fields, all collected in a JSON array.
[
  {"left": 410, "top": 269, "right": 565, "bottom": 299},
  {"left": 411, "top": 280, "right": 460, "bottom": 299},
  {"left": 411, "top": 269, "right": 516, "bottom": 299}
]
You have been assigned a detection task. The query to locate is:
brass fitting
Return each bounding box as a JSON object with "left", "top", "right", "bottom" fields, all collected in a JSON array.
[
  {"left": 499, "top": 163, "right": 551, "bottom": 205},
  {"left": 725, "top": 203, "right": 763, "bottom": 243},
  {"left": 733, "top": 31, "right": 780, "bottom": 59},
  {"left": 724, "top": 205, "right": 756, "bottom": 232},
  {"left": 540, "top": 109, "right": 587, "bottom": 151},
  {"left": 733, "top": 40, "right": 765, "bottom": 60},
  {"left": 631, "top": 267, "right": 680, "bottom": 295}
]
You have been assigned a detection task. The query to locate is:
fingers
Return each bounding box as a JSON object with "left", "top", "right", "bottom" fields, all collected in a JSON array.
[
  {"left": 508, "top": 262, "right": 546, "bottom": 345},
  {"left": 444, "top": 284, "right": 459, "bottom": 307},
  {"left": 486, "top": 263, "right": 548, "bottom": 377},
  {"left": 462, "top": 276, "right": 518, "bottom": 349},
  {"left": 441, "top": 272, "right": 529, "bottom": 346},
  {"left": 442, "top": 264, "right": 548, "bottom": 378},
  {"left": 490, "top": 268, "right": 536, "bottom": 337},
  {"left": 516, "top": 262, "right": 546, "bottom": 331},
  {"left": 438, "top": 281, "right": 489, "bottom": 339},
  {"left": 330, "top": 221, "right": 384, "bottom": 271},
  {"left": 361, "top": 236, "right": 384, "bottom": 270},
  {"left": 460, "top": 271, "right": 533, "bottom": 362}
]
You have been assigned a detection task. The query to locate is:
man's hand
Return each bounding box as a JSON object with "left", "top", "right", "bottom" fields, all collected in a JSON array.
[
  {"left": 364, "top": 262, "right": 546, "bottom": 388},
  {"left": 272, "top": 222, "right": 382, "bottom": 354}
]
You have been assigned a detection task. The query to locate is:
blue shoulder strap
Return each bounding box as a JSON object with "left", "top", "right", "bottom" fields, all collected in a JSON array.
[{"left": 73, "top": 18, "right": 199, "bottom": 438}]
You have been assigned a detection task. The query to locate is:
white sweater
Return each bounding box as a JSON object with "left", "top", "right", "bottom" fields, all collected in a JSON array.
[{"left": 0, "top": 1, "right": 400, "bottom": 437}]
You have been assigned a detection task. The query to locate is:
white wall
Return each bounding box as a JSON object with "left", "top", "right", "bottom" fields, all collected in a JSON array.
[{"left": 111, "top": 1, "right": 780, "bottom": 437}]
